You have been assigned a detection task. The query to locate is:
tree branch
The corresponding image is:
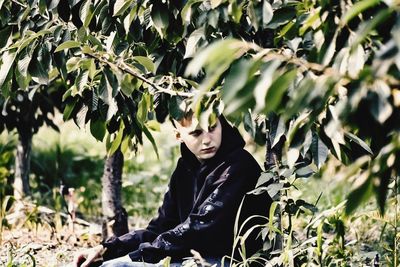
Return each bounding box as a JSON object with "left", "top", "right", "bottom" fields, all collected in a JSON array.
[
  {"left": 262, "top": 51, "right": 400, "bottom": 87},
  {"left": 84, "top": 51, "right": 219, "bottom": 98}
]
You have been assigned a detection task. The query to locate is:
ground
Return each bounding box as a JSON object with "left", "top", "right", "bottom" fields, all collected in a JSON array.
[
  {"left": 0, "top": 200, "right": 150, "bottom": 267},
  {"left": 0, "top": 223, "right": 101, "bottom": 266}
]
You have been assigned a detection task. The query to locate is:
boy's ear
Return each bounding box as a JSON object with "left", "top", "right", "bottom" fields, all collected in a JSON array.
[{"left": 174, "top": 129, "right": 182, "bottom": 142}]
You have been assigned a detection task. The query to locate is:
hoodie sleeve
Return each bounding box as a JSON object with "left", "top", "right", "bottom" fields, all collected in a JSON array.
[
  {"left": 102, "top": 162, "right": 181, "bottom": 260},
  {"left": 127, "top": 153, "right": 270, "bottom": 263}
]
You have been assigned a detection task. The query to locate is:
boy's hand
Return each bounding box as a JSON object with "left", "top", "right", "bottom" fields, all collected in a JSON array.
[{"left": 72, "top": 245, "right": 104, "bottom": 267}]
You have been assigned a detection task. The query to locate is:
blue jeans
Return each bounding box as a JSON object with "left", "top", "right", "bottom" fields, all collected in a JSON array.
[{"left": 99, "top": 256, "right": 230, "bottom": 267}]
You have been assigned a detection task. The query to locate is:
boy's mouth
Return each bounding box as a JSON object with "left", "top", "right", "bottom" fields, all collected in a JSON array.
[{"left": 201, "top": 147, "right": 215, "bottom": 154}]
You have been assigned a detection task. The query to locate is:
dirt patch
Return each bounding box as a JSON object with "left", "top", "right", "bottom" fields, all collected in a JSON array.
[
  {"left": 0, "top": 200, "right": 151, "bottom": 267},
  {"left": 0, "top": 223, "right": 102, "bottom": 267}
]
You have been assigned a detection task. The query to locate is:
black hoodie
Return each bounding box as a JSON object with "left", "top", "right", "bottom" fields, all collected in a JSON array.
[{"left": 102, "top": 116, "right": 272, "bottom": 263}]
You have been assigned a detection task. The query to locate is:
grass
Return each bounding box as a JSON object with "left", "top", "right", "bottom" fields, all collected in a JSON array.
[{"left": 289, "top": 159, "right": 399, "bottom": 266}]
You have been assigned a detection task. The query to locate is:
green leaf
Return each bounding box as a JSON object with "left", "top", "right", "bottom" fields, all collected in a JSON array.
[
  {"left": 87, "top": 35, "right": 103, "bottom": 49},
  {"left": 262, "top": 0, "right": 273, "bottom": 27},
  {"left": 345, "top": 175, "right": 373, "bottom": 215},
  {"left": 80, "top": 0, "right": 95, "bottom": 28},
  {"left": 76, "top": 70, "right": 89, "bottom": 93},
  {"left": 103, "top": 67, "right": 119, "bottom": 98},
  {"left": 287, "top": 147, "right": 300, "bottom": 169},
  {"left": 222, "top": 59, "right": 253, "bottom": 104},
  {"left": 299, "top": 7, "right": 321, "bottom": 36},
  {"left": 181, "top": 0, "right": 203, "bottom": 24},
  {"left": 120, "top": 73, "right": 137, "bottom": 96},
  {"left": 229, "top": 1, "right": 244, "bottom": 24},
  {"left": 199, "top": 105, "right": 217, "bottom": 132},
  {"left": 324, "top": 106, "right": 346, "bottom": 149},
  {"left": 302, "top": 130, "right": 312, "bottom": 156},
  {"left": 184, "top": 27, "right": 205, "bottom": 59},
  {"left": 55, "top": 41, "right": 81, "bottom": 52},
  {"left": 137, "top": 93, "right": 152, "bottom": 124},
  {"left": 63, "top": 101, "right": 76, "bottom": 121},
  {"left": 86, "top": 58, "right": 97, "bottom": 80},
  {"left": 0, "top": 50, "right": 16, "bottom": 89},
  {"left": 105, "top": 133, "right": 112, "bottom": 151},
  {"left": 0, "top": 27, "right": 12, "bottom": 49},
  {"left": 344, "top": 132, "right": 373, "bottom": 155},
  {"left": 142, "top": 124, "right": 159, "bottom": 159},
  {"left": 15, "top": 66, "right": 30, "bottom": 90},
  {"left": 90, "top": 118, "right": 106, "bottom": 141},
  {"left": 120, "top": 136, "right": 130, "bottom": 154},
  {"left": 106, "top": 99, "right": 118, "bottom": 121},
  {"left": 311, "top": 131, "right": 329, "bottom": 169},
  {"left": 185, "top": 39, "right": 247, "bottom": 77},
  {"left": 76, "top": 105, "right": 89, "bottom": 129},
  {"left": 253, "top": 60, "right": 281, "bottom": 111},
  {"left": 270, "top": 115, "right": 286, "bottom": 148},
  {"left": 267, "top": 183, "right": 284, "bottom": 199},
  {"left": 123, "top": 4, "right": 138, "bottom": 32},
  {"left": 210, "top": 0, "right": 223, "bottom": 8},
  {"left": 243, "top": 109, "right": 255, "bottom": 138},
  {"left": 295, "top": 165, "right": 314, "bottom": 178},
  {"left": 146, "top": 120, "right": 160, "bottom": 131},
  {"left": 62, "top": 88, "right": 73, "bottom": 101},
  {"left": 247, "top": 1, "right": 258, "bottom": 30},
  {"left": 286, "top": 112, "right": 309, "bottom": 145},
  {"left": 266, "top": 7, "right": 296, "bottom": 29},
  {"left": 39, "top": 0, "right": 47, "bottom": 15},
  {"left": 316, "top": 222, "right": 323, "bottom": 256},
  {"left": 1, "top": 87, "right": 10, "bottom": 103},
  {"left": 278, "top": 20, "right": 295, "bottom": 39},
  {"left": 347, "top": 44, "right": 365, "bottom": 78},
  {"left": 8, "top": 30, "right": 51, "bottom": 53},
  {"left": 341, "top": 0, "right": 380, "bottom": 26},
  {"left": 268, "top": 202, "right": 281, "bottom": 235},
  {"left": 168, "top": 96, "right": 186, "bottom": 121},
  {"left": 53, "top": 52, "right": 68, "bottom": 81},
  {"left": 48, "top": 0, "right": 60, "bottom": 10},
  {"left": 66, "top": 57, "right": 81, "bottom": 73},
  {"left": 108, "top": 121, "right": 124, "bottom": 156},
  {"left": 113, "top": 0, "right": 133, "bottom": 16},
  {"left": 132, "top": 56, "right": 155, "bottom": 73},
  {"left": 256, "top": 172, "right": 274, "bottom": 188},
  {"left": 222, "top": 79, "right": 257, "bottom": 116},
  {"left": 28, "top": 51, "right": 49, "bottom": 85},
  {"left": 264, "top": 69, "right": 297, "bottom": 113},
  {"left": 151, "top": 2, "right": 169, "bottom": 37},
  {"left": 370, "top": 80, "right": 393, "bottom": 124}
]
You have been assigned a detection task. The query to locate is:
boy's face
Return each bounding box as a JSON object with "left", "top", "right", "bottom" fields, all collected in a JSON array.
[{"left": 175, "top": 117, "right": 222, "bottom": 162}]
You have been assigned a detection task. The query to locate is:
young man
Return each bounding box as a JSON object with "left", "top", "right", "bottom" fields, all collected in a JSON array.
[{"left": 73, "top": 114, "right": 271, "bottom": 267}]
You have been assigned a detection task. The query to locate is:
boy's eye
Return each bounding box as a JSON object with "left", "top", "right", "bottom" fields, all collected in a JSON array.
[
  {"left": 190, "top": 130, "right": 203, "bottom": 137},
  {"left": 208, "top": 124, "right": 217, "bottom": 132}
]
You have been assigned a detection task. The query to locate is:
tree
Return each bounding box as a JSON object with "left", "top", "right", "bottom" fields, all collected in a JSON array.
[{"left": 0, "top": 1, "right": 65, "bottom": 199}]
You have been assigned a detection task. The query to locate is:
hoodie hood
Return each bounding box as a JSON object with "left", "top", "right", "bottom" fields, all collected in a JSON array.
[{"left": 180, "top": 115, "right": 246, "bottom": 169}]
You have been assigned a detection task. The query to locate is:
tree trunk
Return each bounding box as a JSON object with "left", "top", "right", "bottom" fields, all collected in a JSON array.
[
  {"left": 101, "top": 147, "right": 129, "bottom": 239},
  {"left": 13, "top": 131, "right": 32, "bottom": 200}
]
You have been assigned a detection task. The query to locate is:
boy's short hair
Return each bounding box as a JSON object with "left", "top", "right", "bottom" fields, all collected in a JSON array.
[{"left": 170, "top": 110, "right": 194, "bottom": 128}]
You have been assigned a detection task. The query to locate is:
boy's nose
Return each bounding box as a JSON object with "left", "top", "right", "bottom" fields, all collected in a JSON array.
[{"left": 202, "top": 132, "right": 211, "bottom": 145}]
